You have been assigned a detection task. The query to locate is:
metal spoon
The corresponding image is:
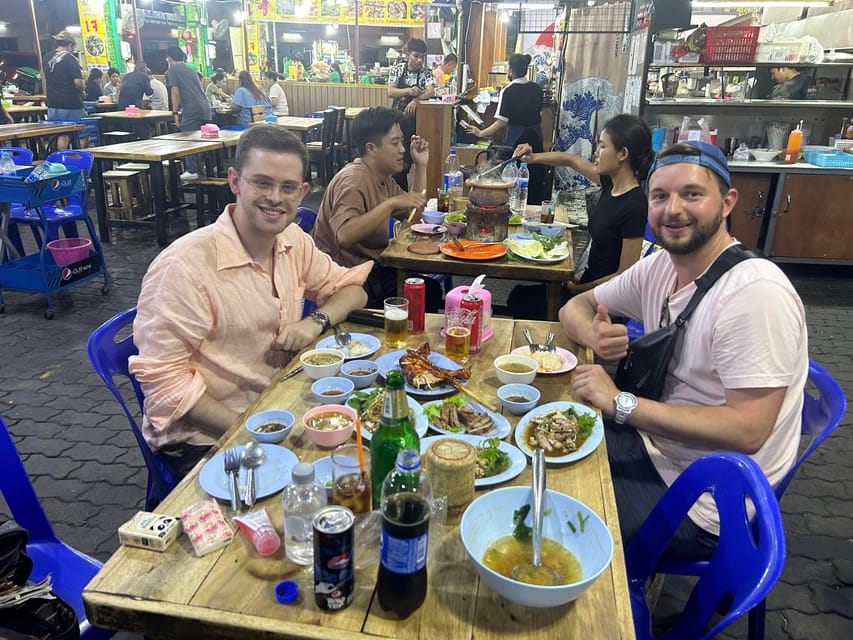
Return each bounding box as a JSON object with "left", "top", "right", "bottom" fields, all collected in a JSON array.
[
  {"left": 511, "top": 448, "right": 561, "bottom": 586},
  {"left": 241, "top": 442, "right": 266, "bottom": 508}
]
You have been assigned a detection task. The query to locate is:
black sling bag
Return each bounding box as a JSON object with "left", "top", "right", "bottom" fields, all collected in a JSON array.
[{"left": 614, "top": 245, "right": 761, "bottom": 401}]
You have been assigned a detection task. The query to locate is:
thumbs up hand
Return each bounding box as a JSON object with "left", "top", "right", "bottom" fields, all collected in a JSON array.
[{"left": 591, "top": 304, "right": 629, "bottom": 360}]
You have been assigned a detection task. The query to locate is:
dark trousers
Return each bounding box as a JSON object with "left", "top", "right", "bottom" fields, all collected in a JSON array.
[
  {"left": 605, "top": 420, "right": 719, "bottom": 561},
  {"left": 159, "top": 442, "right": 211, "bottom": 480}
]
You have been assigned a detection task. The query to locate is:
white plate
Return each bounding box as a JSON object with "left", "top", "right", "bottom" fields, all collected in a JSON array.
[
  {"left": 507, "top": 238, "right": 571, "bottom": 265},
  {"left": 198, "top": 444, "right": 298, "bottom": 501},
  {"left": 411, "top": 223, "right": 447, "bottom": 235},
  {"left": 420, "top": 434, "right": 527, "bottom": 487},
  {"left": 513, "top": 401, "right": 603, "bottom": 464},
  {"left": 374, "top": 349, "right": 467, "bottom": 396},
  {"left": 421, "top": 396, "right": 512, "bottom": 439},
  {"left": 510, "top": 346, "right": 578, "bottom": 374},
  {"left": 345, "top": 387, "right": 429, "bottom": 441},
  {"left": 315, "top": 333, "right": 381, "bottom": 360}
]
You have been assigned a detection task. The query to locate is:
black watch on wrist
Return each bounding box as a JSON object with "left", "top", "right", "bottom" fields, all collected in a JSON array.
[{"left": 310, "top": 310, "right": 331, "bottom": 332}]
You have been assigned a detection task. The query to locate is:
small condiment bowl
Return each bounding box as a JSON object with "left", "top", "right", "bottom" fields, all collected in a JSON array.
[
  {"left": 497, "top": 383, "right": 540, "bottom": 415},
  {"left": 445, "top": 221, "right": 467, "bottom": 237},
  {"left": 300, "top": 348, "right": 345, "bottom": 380},
  {"left": 302, "top": 404, "right": 356, "bottom": 448},
  {"left": 311, "top": 376, "right": 355, "bottom": 405},
  {"left": 245, "top": 409, "right": 295, "bottom": 443},
  {"left": 421, "top": 210, "right": 446, "bottom": 225},
  {"left": 494, "top": 354, "right": 538, "bottom": 385},
  {"left": 340, "top": 359, "right": 380, "bottom": 389}
]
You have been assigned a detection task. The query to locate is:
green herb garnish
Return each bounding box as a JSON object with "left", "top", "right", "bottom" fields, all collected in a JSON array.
[
  {"left": 476, "top": 437, "right": 510, "bottom": 477},
  {"left": 562, "top": 406, "right": 597, "bottom": 439},
  {"left": 513, "top": 504, "right": 532, "bottom": 542},
  {"left": 567, "top": 511, "right": 590, "bottom": 534},
  {"left": 532, "top": 231, "right": 558, "bottom": 252},
  {"left": 346, "top": 388, "right": 381, "bottom": 413},
  {"left": 423, "top": 394, "right": 466, "bottom": 427}
]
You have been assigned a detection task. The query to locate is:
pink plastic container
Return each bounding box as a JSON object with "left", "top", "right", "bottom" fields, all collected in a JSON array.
[{"left": 46, "top": 238, "right": 92, "bottom": 266}]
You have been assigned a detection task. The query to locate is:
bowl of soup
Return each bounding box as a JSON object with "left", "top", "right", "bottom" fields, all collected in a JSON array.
[
  {"left": 340, "top": 359, "right": 380, "bottom": 389},
  {"left": 494, "top": 354, "right": 538, "bottom": 385},
  {"left": 460, "top": 486, "right": 613, "bottom": 608},
  {"left": 302, "top": 404, "right": 356, "bottom": 448},
  {"left": 497, "top": 383, "right": 540, "bottom": 415},
  {"left": 311, "top": 376, "right": 355, "bottom": 405},
  {"left": 300, "top": 348, "right": 345, "bottom": 380},
  {"left": 245, "top": 409, "right": 295, "bottom": 443}
]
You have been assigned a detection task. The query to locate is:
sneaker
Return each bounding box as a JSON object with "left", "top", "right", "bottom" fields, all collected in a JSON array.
[{"left": 180, "top": 171, "right": 199, "bottom": 182}]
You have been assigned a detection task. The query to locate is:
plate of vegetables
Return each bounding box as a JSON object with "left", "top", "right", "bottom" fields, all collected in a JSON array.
[
  {"left": 422, "top": 395, "right": 512, "bottom": 439},
  {"left": 346, "top": 387, "right": 428, "bottom": 441},
  {"left": 513, "top": 401, "right": 603, "bottom": 464},
  {"left": 420, "top": 434, "right": 526, "bottom": 487}
]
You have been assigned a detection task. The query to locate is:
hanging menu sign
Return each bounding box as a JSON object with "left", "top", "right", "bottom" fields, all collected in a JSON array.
[
  {"left": 247, "top": 0, "right": 426, "bottom": 26},
  {"left": 360, "top": 1, "right": 428, "bottom": 26},
  {"left": 77, "top": 0, "right": 110, "bottom": 70},
  {"left": 246, "top": 22, "right": 262, "bottom": 75}
]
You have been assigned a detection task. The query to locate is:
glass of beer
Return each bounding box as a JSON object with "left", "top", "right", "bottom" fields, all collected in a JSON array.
[
  {"left": 331, "top": 444, "right": 371, "bottom": 514},
  {"left": 384, "top": 297, "right": 409, "bottom": 348},
  {"left": 444, "top": 309, "right": 474, "bottom": 364}
]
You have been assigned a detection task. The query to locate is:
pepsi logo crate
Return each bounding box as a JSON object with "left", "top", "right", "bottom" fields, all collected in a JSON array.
[{"left": 0, "top": 168, "right": 85, "bottom": 207}]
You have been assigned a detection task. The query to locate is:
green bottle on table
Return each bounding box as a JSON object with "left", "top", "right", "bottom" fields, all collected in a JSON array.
[{"left": 370, "top": 370, "right": 420, "bottom": 509}]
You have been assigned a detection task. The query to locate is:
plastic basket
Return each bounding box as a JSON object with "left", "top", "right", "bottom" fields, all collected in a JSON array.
[
  {"left": 700, "top": 26, "right": 760, "bottom": 64},
  {"left": 46, "top": 238, "right": 92, "bottom": 266},
  {"left": 804, "top": 150, "right": 853, "bottom": 169}
]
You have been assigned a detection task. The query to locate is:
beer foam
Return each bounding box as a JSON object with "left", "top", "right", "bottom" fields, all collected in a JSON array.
[{"left": 385, "top": 308, "right": 408, "bottom": 321}]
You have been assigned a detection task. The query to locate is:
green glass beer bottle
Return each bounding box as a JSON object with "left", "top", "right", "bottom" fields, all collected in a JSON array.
[{"left": 370, "top": 370, "right": 420, "bottom": 509}]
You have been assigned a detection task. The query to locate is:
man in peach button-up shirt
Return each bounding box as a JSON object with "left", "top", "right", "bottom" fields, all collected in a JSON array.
[{"left": 130, "top": 125, "right": 371, "bottom": 477}]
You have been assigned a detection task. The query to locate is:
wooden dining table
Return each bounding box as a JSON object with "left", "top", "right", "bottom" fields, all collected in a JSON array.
[
  {"left": 380, "top": 226, "right": 575, "bottom": 321},
  {"left": 82, "top": 315, "right": 634, "bottom": 640},
  {"left": 0, "top": 121, "right": 84, "bottom": 152},
  {"left": 5, "top": 104, "right": 47, "bottom": 122}
]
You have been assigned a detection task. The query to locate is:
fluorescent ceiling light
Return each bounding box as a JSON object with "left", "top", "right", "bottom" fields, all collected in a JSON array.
[
  {"left": 692, "top": 0, "right": 829, "bottom": 6},
  {"left": 494, "top": 3, "right": 556, "bottom": 9}
]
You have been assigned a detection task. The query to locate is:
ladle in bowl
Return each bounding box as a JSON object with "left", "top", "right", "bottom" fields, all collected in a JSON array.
[{"left": 511, "top": 448, "right": 561, "bottom": 586}]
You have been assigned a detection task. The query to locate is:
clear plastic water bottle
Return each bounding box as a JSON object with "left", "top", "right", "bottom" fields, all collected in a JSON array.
[
  {"left": 501, "top": 160, "right": 518, "bottom": 214},
  {"left": 0, "top": 151, "right": 15, "bottom": 176},
  {"left": 444, "top": 149, "right": 463, "bottom": 190},
  {"left": 24, "top": 161, "right": 52, "bottom": 183},
  {"left": 376, "top": 448, "right": 433, "bottom": 617},
  {"left": 515, "top": 162, "right": 530, "bottom": 218},
  {"left": 281, "top": 462, "right": 328, "bottom": 565}
]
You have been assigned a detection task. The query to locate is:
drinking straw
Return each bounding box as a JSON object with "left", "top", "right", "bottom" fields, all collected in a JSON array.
[
  {"left": 354, "top": 417, "right": 366, "bottom": 474},
  {"left": 406, "top": 189, "right": 427, "bottom": 223}
]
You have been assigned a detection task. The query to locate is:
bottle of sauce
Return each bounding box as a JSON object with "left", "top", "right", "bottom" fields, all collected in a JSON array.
[
  {"left": 376, "top": 449, "right": 432, "bottom": 617},
  {"left": 370, "top": 370, "right": 420, "bottom": 508},
  {"left": 783, "top": 120, "right": 804, "bottom": 164}
]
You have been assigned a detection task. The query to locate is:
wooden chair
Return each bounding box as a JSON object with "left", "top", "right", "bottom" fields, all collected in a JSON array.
[
  {"left": 115, "top": 162, "right": 153, "bottom": 212},
  {"left": 180, "top": 177, "right": 234, "bottom": 227},
  {"left": 332, "top": 106, "right": 348, "bottom": 172},
  {"left": 249, "top": 105, "right": 267, "bottom": 123},
  {"left": 306, "top": 109, "right": 336, "bottom": 185},
  {"left": 102, "top": 170, "right": 148, "bottom": 223}
]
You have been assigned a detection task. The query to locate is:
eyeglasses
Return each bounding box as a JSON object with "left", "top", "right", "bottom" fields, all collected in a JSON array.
[{"left": 241, "top": 175, "right": 302, "bottom": 196}]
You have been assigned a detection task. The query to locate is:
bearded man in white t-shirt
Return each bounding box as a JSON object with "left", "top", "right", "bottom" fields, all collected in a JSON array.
[{"left": 560, "top": 140, "right": 808, "bottom": 560}]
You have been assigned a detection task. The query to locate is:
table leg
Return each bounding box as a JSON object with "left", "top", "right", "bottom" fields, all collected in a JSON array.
[
  {"left": 92, "top": 158, "right": 111, "bottom": 243},
  {"left": 149, "top": 161, "right": 169, "bottom": 246},
  {"left": 546, "top": 283, "right": 561, "bottom": 321}
]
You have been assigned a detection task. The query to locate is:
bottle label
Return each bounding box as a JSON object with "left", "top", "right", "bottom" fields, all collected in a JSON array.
[
  {"left": 445, "top": 172, "right": 462, "bottom": 188},
  {"left": 380, "top": 529, "right": 428, "bottom": 574},
  {"left": 516, "top": 178, "right": 529, "bottom": 188}
]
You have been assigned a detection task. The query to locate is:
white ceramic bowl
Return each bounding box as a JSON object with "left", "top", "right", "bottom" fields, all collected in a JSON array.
[
  {"left": 460, "top": 486, "right": 614, "bottom": 608},
  {"left": 497, "top": 383, "right": 541, "bottom": 415},
  {"left": 311, "top": 376, "right": 355, "bottom": 405},
  {"left": 339, "top": 359, "right": 380, "bottom": 389},
  {"left": 494, "top": 354, "right": 538, "bottom": 385},
  {"left": 300, "top": 348, "right": 345, "bottom": 380},
  {"left": 749, "top": 148, "right": 782, "bottom": 162},
  {"left": 245, "top": 409, "right": 295, "bottom": 443},
  {"left": 421, "top": 210, "right": 446, "bottom": 225}
]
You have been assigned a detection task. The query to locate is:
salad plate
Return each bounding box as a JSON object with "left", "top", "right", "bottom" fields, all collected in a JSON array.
[
  {"left": 420, "top": 434, "right": 526, "bottom": 487},
  {"left": 505, "top": 238, "right": 571, "bottom": 265},
  {"left": 513, "top": 401, "right": 603, "bottom": 464},
  {"left": 345, "top": 387, "right": 429, "bottom": 441}
]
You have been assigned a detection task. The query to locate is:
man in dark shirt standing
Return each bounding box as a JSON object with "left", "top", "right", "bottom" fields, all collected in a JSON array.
[
  {"left": 768, "top": 66, "right": 815, "bottom": 100},
  {"left": 43, "top": 32, "right": 87, "bottom": 148},
  {"left": 119, "top": 61, "right": 154, "bottom": 138},
  {"left": 165, "top": 46, "right": 209, "bottom": 181}
]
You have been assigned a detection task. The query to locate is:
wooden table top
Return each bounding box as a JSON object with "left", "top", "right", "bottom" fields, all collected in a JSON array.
[
  {"left": 97, "top": 110, "right": 174, "bottom": 121},
  {"left": 379, "top": 226, "right": 574, "bottom": 283},
  {"left": 345, "top": 107, "right": 367, "bottom": 119},
  {"left": 263, "top": 116, "right": 324, "bottom": 132},
  {"left": 8, "top": 94, "right": 45, "bottom": 103},
  {"left": 5, "top": 105, "right": 47, "bottom": 114},
  {"left": 154, "top": 129, "right": 244, "bottom": 147},
  {"left": 0, "top": 121, "right": 85, "bottom": 141},
  {"left": 87, "top": 138, "right": 225, "bottom": 161},
  {"left": 82, "top": 316, "right": 634, "bottom": 640}
]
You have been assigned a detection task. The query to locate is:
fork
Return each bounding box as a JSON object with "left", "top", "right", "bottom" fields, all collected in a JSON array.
[
  {"left": 332, "top": 324, "right": 352, "bottom": 351},
  {"left": 522, "top": 328, "right": 540, "bottom": 353},
  {"left": 541, "top": 331, "right": 557, "bottom": 353},
  {"left": 223, "top": 448, "right": 241, "bottom": 511}
]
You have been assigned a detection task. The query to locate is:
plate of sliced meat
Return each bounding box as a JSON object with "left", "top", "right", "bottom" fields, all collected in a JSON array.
[
  {"left": 376, "top": 343, "right": 470, "bottom": 397},
  {"left": 513, "top": 401, "right": 603, "bottom": 464},
  {"left": 421, "top": 395, "right": 512, "bottom": 439}
]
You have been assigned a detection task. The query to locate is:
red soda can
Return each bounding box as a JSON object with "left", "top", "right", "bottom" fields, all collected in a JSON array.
[
  {"left": 460, "top": 293, "right": 483, "bottom": 353},
  {"left": 404, "top": 277, "right": 426, "bottom": 334}
]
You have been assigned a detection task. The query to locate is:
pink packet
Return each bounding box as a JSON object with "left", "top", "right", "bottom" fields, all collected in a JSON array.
[{"left": 180, "top": 498, "right": 234, "bottom": 557}]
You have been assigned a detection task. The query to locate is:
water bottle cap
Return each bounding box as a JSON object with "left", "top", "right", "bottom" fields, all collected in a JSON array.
[
  {"left": 395, "top": 448, "right": 422, "bottom": 471},
  {"left": 520, "top": 162, "right": 527, "bottom": 167},
  {"left": 291, "top": 462, "right": 315, "bottom": 483},
  {"left": 275, "top": 581, "right": 299, "bottom": 604},
  {"left": 449, "top": 149, "right": 456, "bottom": 155}
]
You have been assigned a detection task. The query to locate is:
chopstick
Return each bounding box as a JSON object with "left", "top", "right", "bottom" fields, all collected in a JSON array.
[
  {"left": 406, "top": 189, "right": 427, "bottom": 224},
  {"left": 355, "top": 417, "right": 366, "bottom": 475},
  {"left": 474, "top": 155, "right": 519, "bottom": 181}
]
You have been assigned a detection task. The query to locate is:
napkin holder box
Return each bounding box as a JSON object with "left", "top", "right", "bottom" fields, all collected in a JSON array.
[
  {"left": 118, "top": 511, "right": 181, "bottom": 552},
  {"left": 443, "top": 286, "right": 493, "bottom": 342}
]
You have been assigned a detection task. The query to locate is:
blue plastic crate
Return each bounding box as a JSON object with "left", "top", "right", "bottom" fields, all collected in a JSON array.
[
  {"left": 804, "top": 150, "right": 853, "bottom": 168},
  {"left": 0, "top": 168, "right": 85, "bottom": 207}
]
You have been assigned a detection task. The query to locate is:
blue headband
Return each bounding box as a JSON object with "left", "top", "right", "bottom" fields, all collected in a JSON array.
[{"left": 649, "top": 140, "right": 731, "bottom": 188}]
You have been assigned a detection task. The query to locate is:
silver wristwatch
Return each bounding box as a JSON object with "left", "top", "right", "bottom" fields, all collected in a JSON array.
[
  {"left": 614, "top": 392, "right": 638, "bottom": 424},
  {"left": 309, "top": 310, "right": 331, "bottom": 332}
]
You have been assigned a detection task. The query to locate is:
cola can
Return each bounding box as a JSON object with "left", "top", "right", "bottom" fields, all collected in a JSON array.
[
  {"left": 404, "top": 277, "right": 425, "bottom": 334},
  {"left": 460, "top": 293, "right": 483, "bottom": 353},
  {"left": 313, "top": 506, "right": 354, "bottom": 611}
]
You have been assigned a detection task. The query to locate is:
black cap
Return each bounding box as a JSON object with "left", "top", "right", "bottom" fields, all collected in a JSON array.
[{"left": 53, "top": 32, "right": 76, "bottom": 46}]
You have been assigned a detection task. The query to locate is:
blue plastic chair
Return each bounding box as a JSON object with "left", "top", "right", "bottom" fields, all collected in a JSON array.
[
  {"left": 659, "top": 359, "right": 846, "bottom": 639},
  {"left": 296, "top": 206, "right": 317, "bottom": 233},
  {"left": 2, "top": 146, "right": 34, "bottom": 165},
  {"left": 87, "top": 308, "right": 178, "bottom": 510},
  {"left": 0, "top": 416, "right": 114, "bottom": 640},
  {"left": 625, "top": 452, "right": 785, "bottom": 640},
  {"left": 626, "top": 223, "right": 659, "bottom": 341}
]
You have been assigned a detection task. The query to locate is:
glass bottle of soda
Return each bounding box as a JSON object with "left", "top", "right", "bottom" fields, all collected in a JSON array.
[
  {"left": 376, "top": 448, "right": 432, "bottom": 617},
  {"left": 370, "top": 370, "right": 419, "bottom": 509}
]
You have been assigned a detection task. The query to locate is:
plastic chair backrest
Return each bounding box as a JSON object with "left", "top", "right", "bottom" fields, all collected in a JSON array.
[
  {"left": 295, "top": 206, "right": 317, "bottom": 233},
  {"left": 320, "top": 109, "right": 336, "bottom": 148},
  {"left": 333, "top": 106, "right": 346, "bottom": 143},
  {"left": 626, "top": 223, "right": 659, "bottom": 340},
  {"left": 625, "top": 452, "right": 785, "bottom": 640},
  {"left": 46, "top": 149, "right": 95, "bottom": 210},
  {"left": 1, "top": 146, "right": 34, "bottom": 165},
  {"left": 0, "top": 417, "right": 113, "bottom": 640},
  {"left": 86, "top": 308, "right": 178, "bottom": 510}
]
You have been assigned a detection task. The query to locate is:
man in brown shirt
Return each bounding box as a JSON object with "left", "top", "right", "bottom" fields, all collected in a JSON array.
[{"left": 313, "top": 107, "right": 429, "bottom": 308}]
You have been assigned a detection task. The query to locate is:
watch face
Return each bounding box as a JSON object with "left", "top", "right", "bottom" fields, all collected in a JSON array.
[{"left": 616, "top": 392, "right": 637, "bottom": 411}]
